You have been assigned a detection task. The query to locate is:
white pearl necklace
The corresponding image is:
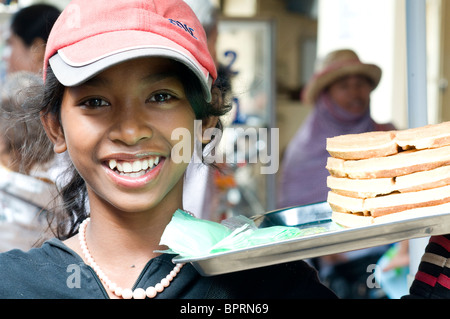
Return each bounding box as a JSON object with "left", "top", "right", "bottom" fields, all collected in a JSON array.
[{"left": 78, "top": 217, "right": 184, "bottom": 299}]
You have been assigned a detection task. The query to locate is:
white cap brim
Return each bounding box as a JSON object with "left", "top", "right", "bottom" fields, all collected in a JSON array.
[{"left": 49, "top": 47, "right": 213, "bottom": 102}]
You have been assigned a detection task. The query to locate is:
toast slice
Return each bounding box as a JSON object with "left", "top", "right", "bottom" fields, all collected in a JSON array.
[
  {"left": 326, "top": 122, "right": 450, "bottom": 160},
  {"left": 327, "top": 184, "right": 450, "bottom": 218},
  {"left": 326, "top": 145, "right": 450, "bottom": 179},
  {"left": 332, "top": 201, "right": 450, "bottom": 228},
  {"left": 395, "top": 121, "right": 450, "bottom": 150},
  {"left": 327, "top": 175, "right": 395, "bottom": 198},
  {"left": 327, "top": 164, "right": 450, "bottom": 198},
  {"left": 326, "top": 131, "right": 398, "bottom": 160}
]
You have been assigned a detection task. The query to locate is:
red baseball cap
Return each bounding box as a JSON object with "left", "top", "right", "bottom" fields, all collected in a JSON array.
[{"left": 44, "top": 0, "right": 216, "bottom": 102}]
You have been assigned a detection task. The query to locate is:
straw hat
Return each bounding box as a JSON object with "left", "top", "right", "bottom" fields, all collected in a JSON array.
[{"left": 302, "top": 49, "right": 382, "bottom": 104}]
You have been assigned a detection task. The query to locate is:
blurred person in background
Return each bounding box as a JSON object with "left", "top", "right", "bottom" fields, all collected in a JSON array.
[
  {"left": 278, "top": 48, "right": 395, "bottom": 208},
  {"left": 4, "top": 3, "right": 60, "bottom": 75},
  {"left": 0, "top": 71, "right": 56, "bottom": 251},
  {"left": 4, "top": 3, "right": 68, "bottom": 187},
  {"left": 278, "top": 49, "right": 396, "bottom": 298}
]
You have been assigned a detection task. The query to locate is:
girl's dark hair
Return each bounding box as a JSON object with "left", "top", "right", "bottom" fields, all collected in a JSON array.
[
  {"left": 11, "top": 4, "right": 60, "bottom": 46},
  {"left": 38, "top": 62, "right": 231, "bottom": 240}
]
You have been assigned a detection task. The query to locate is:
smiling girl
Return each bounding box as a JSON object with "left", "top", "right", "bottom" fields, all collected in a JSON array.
[
  {"left": 0, "top": 0, "right": 447, "bottom": 301},
  {"left": 0, "top": 0, "right": 341, "bottom": 299}
]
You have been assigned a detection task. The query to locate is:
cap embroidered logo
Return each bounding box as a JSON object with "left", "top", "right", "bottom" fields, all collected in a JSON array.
[{"left": 168, "top": 19, "right": 198, "bottom": 39}]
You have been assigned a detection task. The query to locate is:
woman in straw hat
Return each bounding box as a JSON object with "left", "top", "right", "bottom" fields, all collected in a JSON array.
[
  {"left": 278, "top": 49, "right": 395, "bottom": 209},
  {"left": 278, "top": 49, "right": 396, "bottom": 298}
]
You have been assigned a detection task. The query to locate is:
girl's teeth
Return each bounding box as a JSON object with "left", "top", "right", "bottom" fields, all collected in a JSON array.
[
  {"left": 132, "top": 161, "right": 142, "bottom": 171},
  {"left": 123, "top": 162, "right": 132, "bottom": 173},
  {"left": 109, "top": 159, "right": 117, "bottom": 170},
  {"left": 108, "top": 157, "right": 160, "bottom": 174}
]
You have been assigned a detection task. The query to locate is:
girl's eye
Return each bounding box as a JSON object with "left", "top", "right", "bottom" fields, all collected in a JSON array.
[
  {"left": 148, "top": 92, "right": 173, "bottom": 103},
  {"left": 81, "top": 98, "right": 110, "bottom": 108}
]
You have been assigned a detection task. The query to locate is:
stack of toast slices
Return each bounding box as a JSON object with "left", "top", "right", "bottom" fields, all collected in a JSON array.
[{"left": 326, "top": 121, "right": 450, "bottom": 227}]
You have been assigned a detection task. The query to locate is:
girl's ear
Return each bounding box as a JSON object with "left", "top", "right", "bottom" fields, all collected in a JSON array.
[
  {"left": 201, "top": 116, "right": 219, "bottom": 144},
  {"left": 40, "top": 112, "right": 67, "bottom": 154}
]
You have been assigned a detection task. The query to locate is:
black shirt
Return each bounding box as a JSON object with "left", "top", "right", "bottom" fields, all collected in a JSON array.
[{"left": 0, "top": 238, "right": 337, "bottom": 299}]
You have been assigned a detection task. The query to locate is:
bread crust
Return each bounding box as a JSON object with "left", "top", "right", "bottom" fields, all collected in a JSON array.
[
  {"left": 326, "top": 131, "right": 397, "bottom": 160},
  {"left": 332, "top": 202, "right": 450, "bottom": 228},
  {"left": 326, "top": 121, "right": 450, "bottom": 160},
  {"left": 395, "top": 121, "right": 450, "bottom": 150},
  {"left": 328, "top": 185, "right": 450, "bottom": 219},
  {"left": 326, "top": 146, "right": 450, "bottom": 179},
  {"left": 327, "top": 165, "right": 450, "bottom": 198}
]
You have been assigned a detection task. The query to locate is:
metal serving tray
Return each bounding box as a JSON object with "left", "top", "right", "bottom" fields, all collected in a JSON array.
[{"left": 173, "top": 202, "right": 450, "bottom": 276}]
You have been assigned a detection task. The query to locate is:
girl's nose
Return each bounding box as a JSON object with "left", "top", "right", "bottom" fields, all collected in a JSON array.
[{"left": 108, "top": 104, "right": 153, "bottom": 145}]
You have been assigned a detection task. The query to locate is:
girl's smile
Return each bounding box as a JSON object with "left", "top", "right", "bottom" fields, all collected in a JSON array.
[{"left": 103, "top": 155, "right": 164, "bottom": 188}]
